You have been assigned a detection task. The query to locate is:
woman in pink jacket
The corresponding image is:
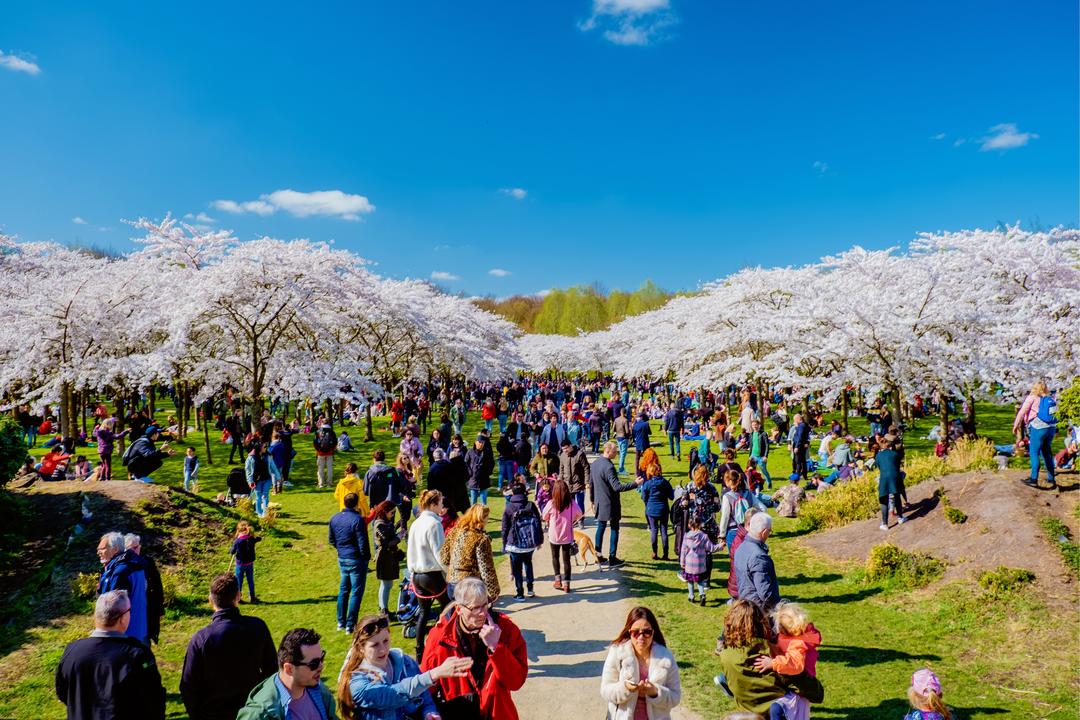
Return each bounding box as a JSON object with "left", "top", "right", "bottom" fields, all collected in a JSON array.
[
  {"left": 541, "top": 479, "right": 583, "bottom": 593},
  {"left": 1013, "top": 380, "right": 1057, "bottom": 489}
]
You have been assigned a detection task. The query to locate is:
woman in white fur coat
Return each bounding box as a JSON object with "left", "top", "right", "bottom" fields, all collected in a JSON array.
[{"left": 600, "top": 606, "right": 683, "bottom": 720}]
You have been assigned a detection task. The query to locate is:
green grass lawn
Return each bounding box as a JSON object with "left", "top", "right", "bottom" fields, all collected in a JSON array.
[{"left": 1, "top": 400, "right": 1074, "bottom": 719}]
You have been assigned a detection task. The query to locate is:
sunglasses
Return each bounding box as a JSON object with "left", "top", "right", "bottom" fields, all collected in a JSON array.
[
  {"left": 293, "top": 651, "right": 326, "bottom": 670},
  {"left": 630, "top": 628, "right": 654, "bottom": 639},
  {"left": 358, "top": 616, "right": 390, "bottom": 636}
]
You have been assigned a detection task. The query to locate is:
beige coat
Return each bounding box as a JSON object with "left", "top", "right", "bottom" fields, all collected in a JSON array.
[{"left": 600, "top": 640, "right": 682, "bottom": 720}]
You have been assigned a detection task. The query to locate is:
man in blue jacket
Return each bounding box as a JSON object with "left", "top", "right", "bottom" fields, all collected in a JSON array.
[
  {"left": 662, "top": 404, "right": 685, "bottom": 461},
  {"left": 328, "top": 493, "right": 370, "bottom": 634},
  {"left": 733, "top": 513, "right": 781, "bottom": 611},
  {"left": 632, "top": 413, "right": 652, "bottom": 472},
  {"left": 97, "top": 532, "right": 151, "bottom": 645},
  {"left": 788, "top": 413, "right": 811, "bottom": 480}
]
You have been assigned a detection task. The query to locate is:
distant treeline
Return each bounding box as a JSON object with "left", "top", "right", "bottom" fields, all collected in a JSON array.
[{"left": 474, "top": 281, "right": 671, "bottom": 335}]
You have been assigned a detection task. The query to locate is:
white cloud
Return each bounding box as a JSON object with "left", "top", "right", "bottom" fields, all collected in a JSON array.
[
  {"left": 931, "top": 133, "right": 946, "bottom": 141},
  {"left": 953, "top": 138, "right": 966, "bottom": 147},
  {"left": 488, "top": 268, "right": 511, "bottom": 277},
  {"left": 979, "top": 123, "right": 1038, "bottom": 152},
  {"left": 579, "top": 0, "right": 676, "bottom": 46},
  {"left": 184, "top": 212, "right": 216, "bottom": 223},
  {"left": 0, "top": 50, "right": 41, "bottom": 75},
  {"left": 812, "top": 161, "right": 829, "bottom": 174},
  {"left": 499, "top": 187, "right": 528, "bottom": 200},
  {"left": 536, "top": 288, "right": 553, "bottom": 298},
  {"left": 211, "top": 189, "right": 375, "bottom": 220},
  {"left": 72, "top": 216, "right": 87, "bottom": 225},
  {"left": 431, "top": 271, "right": 460, "bottom": 282}
]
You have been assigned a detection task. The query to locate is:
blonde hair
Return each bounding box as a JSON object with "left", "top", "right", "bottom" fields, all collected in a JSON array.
[
  {"left": 1031, "top": 380, "right": 1049, "bottom": 397},
  {"left": 907, "top": 688, "right": 952, "bottom": 719},
  {"left": 235, "top": 520, "right": 252, "bottom": 536},
  {"left": 456, "top": 503, "right": 490, "bottom": 532},
  {"left": 419, "top": 489, "right": 443, "bottom": 509},
  {"left": 772, "top": 601, "right": 810, "bottom": 636}
]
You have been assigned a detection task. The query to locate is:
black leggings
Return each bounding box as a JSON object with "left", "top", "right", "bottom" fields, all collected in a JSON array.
[
  {"left": 550, "top": 543, "right": 573, "bottom": 584},
  {"left": 411, "top": 571, "right": 449, "bottom": 662}
]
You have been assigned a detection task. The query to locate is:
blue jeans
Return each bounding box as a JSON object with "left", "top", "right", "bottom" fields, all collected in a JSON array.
[
  {"left": 469, "top": 488, "right": 488, "bottom": 506},
  {"left": 668, "top": 432, "right": 681, "bottom": 458},
  {"left": 595, "top": 518, "right": 620, "bottom": 558},
  {"left": 508, "top": 551, "right": 535, "bottom": 593},
  {"left": 484, "top": 419, "right": 494, "bottom": 433},
  {"left": 1028, "top": 425, "right": 1056, "bottom": 482},
  {"left": 183, "top": 471, "right": 197, "bottom": 492},
  {"left": 498, "top": 414, "right": 508, "bottom": 433},
  {"left": 337, "top": 559, "right": 366, "bottom": 630},
  {"left": 24, "top": 428, "right": 37, "bottom": 448},
  {"left": 252, "top": 480, "right": 271, "bottom": 516},
  {"left": 616, "top": 438, "right": 629, "bottom": 473},
  {"left": 750, "top": 455, "right": 772, "bottom": 487},
  {"left": 235, "top": 564, "right": 255, "bottom": 601},
  {"left": 498, "top": 459, "right": 515, "bottom": 489},
  {"left": 647, "top": 514, "right": 669, "bottom": 557},
  {"left": 574, "top": 491, "right": 585, "bottom": 514}
]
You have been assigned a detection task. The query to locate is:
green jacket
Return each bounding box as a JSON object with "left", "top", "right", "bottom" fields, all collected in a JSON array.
[
  {"left": 718, "top": 639, "right": 787, "bottom": 714},
  {"left": 235, "top": 674, "right": 339, "bottom": 720}
]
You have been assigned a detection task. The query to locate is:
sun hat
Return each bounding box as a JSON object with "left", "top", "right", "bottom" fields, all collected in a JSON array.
[{"left": 911, "top": 668, "right": 941, "bottom": 696}]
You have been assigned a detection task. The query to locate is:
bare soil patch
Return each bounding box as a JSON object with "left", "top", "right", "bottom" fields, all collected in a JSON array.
[{"left": 802, "top": 469, "right": 1078, "bottom": 608}]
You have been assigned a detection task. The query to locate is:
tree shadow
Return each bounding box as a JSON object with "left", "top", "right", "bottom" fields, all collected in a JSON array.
[
  {"left": 813, "top": 698, "right": 1007, "bottom": 719},
  {"left": 528, "top": 659, "right": 606, "bottom": 679},
  {"left": 817, "top": 644, "right": 941, "bottom": 668},
  {"left": 784, "top": 586, "right": 882, "bottom": 604},
  {"left": 257, "top": 594, "right": 337, "bottom": 606},
  {"left": 783, "top": 572, "right": 843, "bottom": 586}
]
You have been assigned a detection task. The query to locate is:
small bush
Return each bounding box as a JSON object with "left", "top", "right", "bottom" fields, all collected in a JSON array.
[
  {"left": 865, "top": 542, "right": 944, "bottom": 587},
  {"left": 160, "top": 569, "right": 179, "bottom": 608},
  {"left": 978, "top": 566, "right": 1035, "bottom": 594},
  {"left": 234, "top": 496, "right": 255, "bottom": 518},
  {"left": 259, "top": 504, "right": 281, "bottom": 531},
  {"left": 943, "top": 506, "right": 968, "bottom": 524},
  {"left": 943, "top": 436, "right": 996, "bottom": 473},
  {"left": 0, "top": 415, "right": 28, "bottom": 488},
  {"left": 72, "top": 572, "right": 99, "bottom": 599},
  {"left": 1040, "top": 517, "right": 1080, "bottom": 578}
]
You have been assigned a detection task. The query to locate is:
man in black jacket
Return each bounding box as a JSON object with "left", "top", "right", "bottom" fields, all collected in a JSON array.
[
  {"left": 328, "top": 493, "right": 370, "bottom": 634},
  {"left": 180, "top": 574, "right": 276, "bottom": 720},
  {"left": 56, "top": 590, "right": 165, "bottom": 720},
  {"left": 589, "top": 441, "right": 643, "bottom": 568}
]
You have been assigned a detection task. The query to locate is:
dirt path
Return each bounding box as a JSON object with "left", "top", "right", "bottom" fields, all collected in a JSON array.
[{"left": 499, "top": 525, "right": 702, "bottom": 720}]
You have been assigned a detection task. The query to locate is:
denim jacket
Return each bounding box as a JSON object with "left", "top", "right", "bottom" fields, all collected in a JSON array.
[{"left": 348, "top": 648, "right": 438, "bottom": 720}]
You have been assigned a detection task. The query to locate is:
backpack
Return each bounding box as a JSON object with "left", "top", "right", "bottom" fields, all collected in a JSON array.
[
  {"left": 697, "top": 438, "right": 711, "bottom": 463},
  {"left": 729, "top": 490, "right": 752, "bottom": 526},
  {"left": 314, "top": 427, "right": 336, "bottom": 453},
  {"left": 509, "top": 504, "right": 544, "bottom": 550},
  {"left": 1035, "top": 396, "right": 1058, "bottom": 426}
]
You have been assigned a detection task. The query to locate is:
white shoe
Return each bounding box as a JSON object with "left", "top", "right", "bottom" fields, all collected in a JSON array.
[
  {"left": 879, "top": 524, "right": 888, "bottom": 531},
  {"left": 897, "top": 517, "right": 907, "bottom": 524}
]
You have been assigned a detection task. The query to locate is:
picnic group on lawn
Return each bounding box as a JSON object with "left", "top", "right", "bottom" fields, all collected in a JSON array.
[{"left": 45, "top": 376, "right": 1066, "bottom": 720}]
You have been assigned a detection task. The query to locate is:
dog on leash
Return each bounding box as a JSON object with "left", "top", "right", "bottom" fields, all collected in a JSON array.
[{"left": 572, "top": 528, "right": 600, "bottom": 567}]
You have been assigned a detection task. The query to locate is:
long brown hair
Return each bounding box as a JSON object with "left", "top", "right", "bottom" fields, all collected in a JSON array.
[
  {"left": 723, "top": 599, "right": 770, "bottom": 649},
  {"left": 371, "top": 500, "right": 395, "bottom": 521},
  {"left": 612, "top": 606, "right": 667, "bottom": 647},
  {"left": 337, "top": 614, "right": 387, "bottom": 719},
  {"left": 550, "top": 478, "right": 571, "bottom": 512},
  {"left": 692, "top": 464, "right": 709, "bottom": 488}
]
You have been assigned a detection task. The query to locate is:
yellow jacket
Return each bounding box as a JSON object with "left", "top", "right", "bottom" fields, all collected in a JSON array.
[{"left": 334, "top": 474, "right": 370, "bottom": 514}]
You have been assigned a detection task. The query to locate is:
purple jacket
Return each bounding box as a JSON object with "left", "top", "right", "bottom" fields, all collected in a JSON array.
[
  {"left": 679, "top": 529, "right": 718, "bottom": 575},
  {"left": 94, "top": 427, "right": 130, "bottom": 455}
]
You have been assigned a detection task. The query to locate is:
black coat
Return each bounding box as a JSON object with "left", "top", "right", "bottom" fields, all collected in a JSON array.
[
  {"left": 589, "top": 456, "right": 637, "bottom": 522},
  {"left": 180, "top": 608, "right": 276, "bottom": 720},
  {"left": 373, "top": 517, "right": 402, "bottom": 581},
  {"left": 465, "top": 447, "right": 494, "bottom": 490},
  {"left": 56, "top": 634, "right": 165, "bottom": 720}
]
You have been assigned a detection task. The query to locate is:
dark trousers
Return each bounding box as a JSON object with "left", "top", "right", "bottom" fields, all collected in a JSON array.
[
  {"left": 228, "top": 436, "right": 242, "bottom": 464},
  {"left": 647, "top": 514, "right": 669, "bottom": 557},
  {"left": 412, "top": 571, "right": 449, "bottom": 662},
  {"left": 550, "top": 543, "right": 573, "bottom": 584},
  {"left": 509, "top": 551, "right": 535, "bottom": 593},
  {"left": 595, "top": 518, "right": 620, "bottom": 558},
  {"left": 235, "top": 563, "right": 255, "bottom": 600},
  {"left": 880, "top": 494, "right": 904, "bottom": 525},
  {"left": 793, "top": 446, "right": 808, "bottom": 478}
]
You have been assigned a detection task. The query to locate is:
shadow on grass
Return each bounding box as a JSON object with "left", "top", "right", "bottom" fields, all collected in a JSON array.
[
  {"left": 785, "top": 586, "right": 882, "bottom": 604},
  {"left": 814, "top": 699, "right": 1007, "bottom": 719},
  {"left": 783, "top": 572, "right": 843, "bottom": 585},
  {"left": 817, "top": 644, "right": 941, "bottom": 667},
  {"left": 258, "top": 594, "right": 337, "bottom": 606}
]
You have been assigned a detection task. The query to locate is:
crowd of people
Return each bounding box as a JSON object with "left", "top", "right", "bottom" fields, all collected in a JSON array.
[{"left": 42, "top": 376, "right": 1066, "bottom": 719}]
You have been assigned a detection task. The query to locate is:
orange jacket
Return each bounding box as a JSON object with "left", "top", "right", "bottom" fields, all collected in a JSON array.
[
  {"left": 420, "top": 607, "right": 528, "bottom": 719},
  {"left": 769, "top": 623, "right": 821, "bottom": 676}
]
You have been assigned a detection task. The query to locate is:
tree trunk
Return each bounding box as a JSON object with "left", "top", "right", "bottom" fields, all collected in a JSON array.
[
  {"left": 115, "top": 394, "right": 127, "bottom": 454},
  {"left": 841, "top": 387, "right": 850, "bottom": 434},
  {"left": 889, "top": 385, "right": 902, "bottom": 427},
  {"left": 365, "top": 403, "right": 375, "bottom": 442},
  {"left": 202, "top": 399, "right": 214, "bottom": 465},
  {"left": 856, "top": 386, "right": 865, "bottom": 414},
  {"left": 60, "top": 381, "right": 74, "bottom": 438},
  {"left": 965, "top": 390, "right": 977, "bottom": 434},
  {"left": 938, "top": 385, "right": 949, "bottom": 439},
  {"left": 148, "top": 385, "right": 156, "bottom": 418}
]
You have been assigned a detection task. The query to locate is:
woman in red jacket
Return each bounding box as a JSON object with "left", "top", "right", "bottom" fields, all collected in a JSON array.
[{"left": 420, "top": 576, "right": 528, "bottom": 719}]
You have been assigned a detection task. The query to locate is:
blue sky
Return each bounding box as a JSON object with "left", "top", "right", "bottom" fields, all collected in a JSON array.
[{"left": 2, "top": 0, "right": 1077, "bottom": 296}]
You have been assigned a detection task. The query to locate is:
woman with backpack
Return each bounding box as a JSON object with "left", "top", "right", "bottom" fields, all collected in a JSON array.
[
  {"left": 718, "top": 469, "right": 763, "bottom": 550},
  {"left": 542, "top": 479, "right": 583, "bottom": 593},
  {"left": 501, "top": 480, "right": 544, "bottom": 599},
  {"left": 1013, "top": 380, "right": 1058, "bottom": 490}
]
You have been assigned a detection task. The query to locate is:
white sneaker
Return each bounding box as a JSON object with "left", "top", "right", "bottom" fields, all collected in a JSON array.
[
  {"left": 879, "top": 524, "right": 889, "bottom": 531},
  {"left": 897, "top": 517, "right": 907, "bottom": 524}
]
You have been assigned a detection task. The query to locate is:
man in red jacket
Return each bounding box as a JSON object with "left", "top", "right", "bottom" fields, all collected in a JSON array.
[{"left": 420, "top": 576, "right": 528, "bottom": 719}]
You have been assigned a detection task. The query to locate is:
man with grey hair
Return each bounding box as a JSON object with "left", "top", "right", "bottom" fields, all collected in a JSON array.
[
  {"left": 123, "top": 533, "right": 164, "bottom": 646},
  {"left": 97, "top": 531, "right": 151, "bottom": 645},
  {"left": 56, "top": 590, "right": 166, "bottom": 719},
  {"left": 420, "top": 577, "right": 528, "bottom": 718},
  {"left": 733, "top": 512, "right": 780, "bottom": 610}
]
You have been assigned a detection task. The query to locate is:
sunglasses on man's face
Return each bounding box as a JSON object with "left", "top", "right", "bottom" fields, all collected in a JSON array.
[
  {"left": 630, "top": 628, "right": 654, "bottom": 639},
  {"left": 358, "top": 616, "right": 390, "bottom": 636},
  {"left": 293, "top": 651, "right": 326, "bottom": 670}
]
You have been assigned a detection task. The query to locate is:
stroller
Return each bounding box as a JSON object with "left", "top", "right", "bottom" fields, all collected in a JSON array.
[
  {"left": 396, "top": 575, "right": 421, "bottom": 638},
  {"left": 225, "top": 466, "right": 250, "bottom": 506}
]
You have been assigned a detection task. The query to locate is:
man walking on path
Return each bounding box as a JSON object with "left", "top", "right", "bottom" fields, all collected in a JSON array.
[
  {"left": 328, "top": 493, "right": 370, "bottom": 634},
  {"left": 56, "top": 590, "right": 166, "bottom": 720},
  {"left": 181, "top": 575, "right": 277, "bottom": 720},
  {"left": 613, "top": 408, "right": 632, "bottom": 474},
  {"left": 663, "top": 404, "right": 684, "bottom": 461},
  {"left": 313, "top": 417, "right": 337, "bottom": 489},
  {"left": 589, "top": 441, "right": 643, "bottom": 568},
  {"left": 733, "top": 513, "right": 781, "bottom": 611},
  {"left": 632, "top": 413, "right": 652, "bottom": 472},
  {"left": 789, "top": 413, "right": 811, "bottom": 480}
]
